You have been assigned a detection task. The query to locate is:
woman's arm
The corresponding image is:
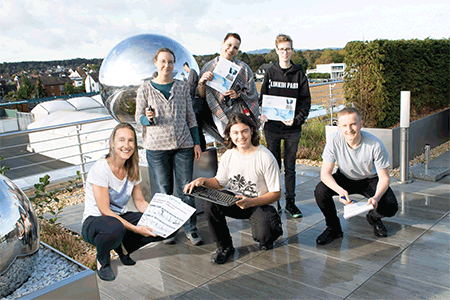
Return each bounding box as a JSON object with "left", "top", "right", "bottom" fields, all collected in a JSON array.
[{"left": 93, "top": 184, "right": 156, "bottom": 237}]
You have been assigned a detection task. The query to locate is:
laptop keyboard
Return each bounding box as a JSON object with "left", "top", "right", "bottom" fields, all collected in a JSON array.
[{"left": 187, "top": 186, "right": 238, "bottom": 206}]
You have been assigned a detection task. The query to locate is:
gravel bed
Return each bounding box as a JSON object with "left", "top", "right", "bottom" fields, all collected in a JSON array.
[{"left": 4, "top": 245, "right": 83, "bottom": 300}]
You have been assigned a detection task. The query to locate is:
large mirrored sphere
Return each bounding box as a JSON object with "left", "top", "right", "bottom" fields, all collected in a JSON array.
[
  {"left": 0, "top": 174, "right": 40, "bottom": 297},
  {"left": 99, "top": 33, "right": 199, "bottom": 128}
]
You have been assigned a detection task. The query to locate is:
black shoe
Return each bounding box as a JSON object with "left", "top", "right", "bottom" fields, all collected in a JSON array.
[
  {"left": 259, "top": 242, "right": 274, "bottom": 251},
  {"left": 119, "top": 254, "right": 136, "bottom": 266},
  {"left": 114, "top": 244, "right": 136, "bottom": 266},
  {"left": 97, "top": 261, "right": 115, "bottom": 281},
  {"left": 211, "top": 245, "right": 235, "bottom": 264},
  {"left": 366, "top": 213, "right": 387, "bottom": 237},
  {"left": 316, "top": 227, "right": 343, "bottom": 245},
  {"left": 285, "top": 201, "right": 302, "bottom": 218}
]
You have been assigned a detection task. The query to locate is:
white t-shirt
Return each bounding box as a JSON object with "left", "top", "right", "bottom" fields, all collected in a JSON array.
[
  {"left": 82, "top": 159, "right": 141, "bottom": 223},
  {"left": 215, "top": 145, "right": 281, "bottom": 203},
  {"left": 322, "top": 130, "right": 391, "bottom": 180}
]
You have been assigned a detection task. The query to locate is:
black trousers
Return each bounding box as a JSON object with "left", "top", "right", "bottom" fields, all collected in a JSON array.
[
  {"left": 82, "top": 212, "right": 164, "bottom": 265},
  {"left": 203, "top": 201, "right": 283, "bottom": 248},
  {"left": 314, "top": 170, "right": 398, "bottom": 230},
  {"left": 192, "top": 96, "right": 215, "bottom": 152}
]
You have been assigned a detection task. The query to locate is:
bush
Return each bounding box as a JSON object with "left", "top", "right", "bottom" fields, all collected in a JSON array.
[{"left": 344, "top": 38, "right": 450, "bottom": 128}]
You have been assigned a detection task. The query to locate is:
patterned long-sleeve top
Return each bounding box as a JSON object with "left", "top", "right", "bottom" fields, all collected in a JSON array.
[
  {"left": 200, "top": 57, "right": 259, "bottom": 126},
  {"left": 135, "top": 79, "right": 198, "bottom": 150}
]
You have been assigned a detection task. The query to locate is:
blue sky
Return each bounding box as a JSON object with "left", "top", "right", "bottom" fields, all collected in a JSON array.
[{"left": 1, "top": 0, "right": 448, "bottom": 63}]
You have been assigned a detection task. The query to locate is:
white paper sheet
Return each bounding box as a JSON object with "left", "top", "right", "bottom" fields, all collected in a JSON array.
[
  {"left": 136, "top": 193, "right": 196, "bottom": 237},
  {"left": 343, "top": 201, "right": 374, "bottom": 219},
  {"left": 206, "top": 57, "right": 242, "bottom": 94},
  {"left": 261, "top": 94, "right": 297, "bottom": 121}
]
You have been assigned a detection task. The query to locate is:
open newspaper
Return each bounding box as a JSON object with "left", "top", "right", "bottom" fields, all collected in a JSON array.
[
  {"left": 261, "top": 94, "right": 297, "bottom": 122},
  {"left": 137, "top": 193, "right": 195, "bottom": 238},
  {"left": 343, "top": 201, "right": 374, "bottom": 219},
  {"left": 206, "top": 57, "right": 242, "bottom": 94}
]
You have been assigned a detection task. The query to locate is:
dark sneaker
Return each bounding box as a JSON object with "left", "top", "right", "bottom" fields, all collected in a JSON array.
[
  {"left": 97, "top": 261, "right": 115, "bottom": 281},
  {"left": 316, "top": 227, "right": 343, "bottom": 245},
  {"left": 259, "top": 241, "right": 274, "bottom": 251},
  {"left": 119, "top": 254, "right": 136, "bottom": 266},
  {"left": 366, "top": 213, "right": 388, "bottom": 237},
  {"left": 285, "top": 202, "right": 302, "bottom": 218},
  {"left": 186, "top": 232, "right": 203, "bottom": 246},
  {"left": 114, "top": 244, "right": 136, "bottom": 266},
  {"left": 211, "top": 245, "right": 235, "bottom": 264}
]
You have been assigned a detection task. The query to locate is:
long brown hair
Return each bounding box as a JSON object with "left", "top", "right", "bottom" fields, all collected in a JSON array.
[
  {"left": 106, "top": 123, "right": 140, "bottom": 181},
  {"left": 224, "top": 113, "right": 260, "bottom": 149}
]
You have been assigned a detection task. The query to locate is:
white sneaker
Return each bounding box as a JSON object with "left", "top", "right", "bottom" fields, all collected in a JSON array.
[{"left": 186, "top": 232, "right": 203, "bottom": 246}]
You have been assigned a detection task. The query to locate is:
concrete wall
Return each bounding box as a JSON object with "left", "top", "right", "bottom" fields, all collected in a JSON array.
[{"left": 326, "top": 108, "right": 449, "bottom": 168}]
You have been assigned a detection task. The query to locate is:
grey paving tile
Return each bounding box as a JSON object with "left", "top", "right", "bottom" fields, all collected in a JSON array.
[
  {"left": 347, "top": 270, "right": 450, "bottom": 300},
  {"left": 246, "top": 243, "right": 377, "bottom": 297},
  {"left": 288, "top": 225, "right": 403, "bottom": 269},
  {"left": 201, "top": 263, "right": 341, "bottom": 299},
  {"left": 97, "top": 259, "right": 196, "bottom": 300}
]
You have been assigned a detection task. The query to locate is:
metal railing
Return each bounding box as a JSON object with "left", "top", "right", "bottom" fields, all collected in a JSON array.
[
  {"left": 308, "top": 80, "right": 345, "bottom": 125},
  {"left": 0, "top": 81, "right": 345, "bottom": 186},
  {"left": 0, "top": 116, "right": 115, "bottom": 184}
]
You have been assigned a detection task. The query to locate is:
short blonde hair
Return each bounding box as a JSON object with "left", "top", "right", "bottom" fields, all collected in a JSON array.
[
  {"left": 275, "top": 34, "right": 293, "bottom": 48},
  {"left": 337, "top": 107, "right": 361, "bottom": 121}
]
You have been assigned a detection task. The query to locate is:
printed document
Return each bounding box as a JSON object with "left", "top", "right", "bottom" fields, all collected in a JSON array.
[
  {"left": 343, "top": 201, "right": 374, "bottom": 219},
  {"left": 137, "top": 193, "right": 196, "bottom": 237},
  {"left": 261, "top": 94, "right": 297, "bottom": 122},
  {"left": 206, "top": 57, "right": 242, "bottom": 94}
]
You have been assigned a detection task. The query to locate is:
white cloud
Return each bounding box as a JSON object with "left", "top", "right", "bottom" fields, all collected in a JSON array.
[{"left": 0, "top": 0, "right": 448, "bottom": 62}]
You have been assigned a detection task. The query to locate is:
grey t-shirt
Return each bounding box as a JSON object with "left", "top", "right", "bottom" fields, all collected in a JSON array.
[{"left": 322, "top": 130, "right": 390, "bottom": 180}]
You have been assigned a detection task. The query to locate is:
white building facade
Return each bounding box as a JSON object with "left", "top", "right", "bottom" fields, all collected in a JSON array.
[{"left": 306, "top": 63, "right": 346, "bottom": 80}]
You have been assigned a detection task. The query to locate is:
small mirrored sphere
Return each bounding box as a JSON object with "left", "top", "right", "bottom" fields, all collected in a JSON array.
[
  {"left": 99, "top": 33, "right": 199, "bottom": 128},
  {"left": 0, "top": 174, "right": 40, "bottom": 297}
]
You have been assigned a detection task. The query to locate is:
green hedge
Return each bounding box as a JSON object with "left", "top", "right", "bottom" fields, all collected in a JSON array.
[{"left": 343, "top": 38, "right": 450, "bottom": 128}]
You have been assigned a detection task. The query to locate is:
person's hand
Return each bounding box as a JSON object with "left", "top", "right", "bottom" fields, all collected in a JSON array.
[
  {"left": 281, "top": 119, "right": 294, "bottom": 126},
  {"left": 183, "top": 178, "right": 205, "bottom": 194},
  {"left": 199, "top": 71, "right": 213, "bottom": 85},
  {"left": 259, "top": 115, "right": 268, "bottom": 123},
  {"left": 224, "top": 89, "right": 239, "bottom": 99},
  {"left": 145, "top": 107, "right": 155, "bottom": 122},
  {"left": 134, "top": 225, "right": 157, "bottom": 237},
  {"left": 367, "top": 196, "right": 379, "bottom": 209},
  {"left": 338, "top": 191, "right": 353, "bottom": 205},
  {"left": 235, "top": 195, "right": 254, "bottom": 209},
  {"left": 194, "top": 145, "right": 201, "bottom": 161}
]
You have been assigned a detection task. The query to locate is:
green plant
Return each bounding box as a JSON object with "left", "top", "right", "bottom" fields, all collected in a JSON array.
[
  {"left": 0, "top": 155, "right": 10, "bottom": 175},
  {"left": 30, "top": 174, "right": 65, "bottom": 228},
  {"left": 297, "top": 118, "right": 326, "bottom": 161}
]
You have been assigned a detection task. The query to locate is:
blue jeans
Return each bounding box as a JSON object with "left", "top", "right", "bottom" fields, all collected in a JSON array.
[
  {"left": 146, "top": 147, "right": 197, "bottom": 233},
  {"left": 264, "top": 130, "right": 302, "bottom": 200}
]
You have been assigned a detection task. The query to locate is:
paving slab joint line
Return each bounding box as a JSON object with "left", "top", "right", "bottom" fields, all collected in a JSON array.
[{"left": 342, "top": 211, "right": 450, "bottom": 299}]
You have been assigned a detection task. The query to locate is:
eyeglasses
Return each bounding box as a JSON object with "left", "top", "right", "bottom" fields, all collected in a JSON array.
[
  {"left": 156, "top": 60, "right": 174, "bottom": 65},
  {"left": 277, "top": 47, "right": 293, "bottom": 52}
]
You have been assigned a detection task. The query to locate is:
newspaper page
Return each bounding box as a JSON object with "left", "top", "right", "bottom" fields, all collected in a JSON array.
[
  {"left": 137, "top": 193, "right": 195, "bottom": 237},
  {"left": 206, "top": 57, "right": 242, "bottom": 94},
  {"left": 261, "top": 94, "right": 297, "bottom": 122},
  {"left": 343, "top": 202, "right": 374, "bottom": 219}
]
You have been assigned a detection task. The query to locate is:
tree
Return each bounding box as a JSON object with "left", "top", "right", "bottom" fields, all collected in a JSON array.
[
  {"left": 16, "top": 76, "right": 34, "bottom": 100},
  {"left": 264, "top": 49, "right": 278, "bottom": 63},
  {"left": 64, "top": 82, "right": 74, "bottom": 95},
  {"left": 303, "top": 50, "right": 322, "bottom": 69},
  {"left": 33, "top": 77, "right": 45, "bottom": 99}
]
